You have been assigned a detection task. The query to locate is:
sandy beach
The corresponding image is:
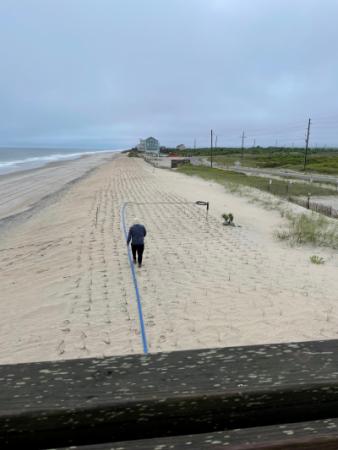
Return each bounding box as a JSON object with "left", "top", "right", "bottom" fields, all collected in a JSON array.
[
  {"left": 0, "top": 154, "right": 337, "bottom": 364},
  {"left": 0, "top": 152, "right": 117, "bottom": 222}
]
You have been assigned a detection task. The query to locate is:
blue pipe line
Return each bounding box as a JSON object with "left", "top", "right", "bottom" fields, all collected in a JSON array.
[{"left": 121, "top": 202, "right": 149, "bottom": 354}]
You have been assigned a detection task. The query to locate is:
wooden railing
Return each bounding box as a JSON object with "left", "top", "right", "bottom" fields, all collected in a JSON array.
[{"left": 2, "top": 339, "right": 338, "bottom": 449}]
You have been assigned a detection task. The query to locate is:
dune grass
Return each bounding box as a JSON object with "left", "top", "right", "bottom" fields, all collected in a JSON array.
[
  {"left": 275, "top": 212, "right": 338, "bottom": 249},
  {"left": 177, "top": 164, "right": 335, "bottom": 197}
]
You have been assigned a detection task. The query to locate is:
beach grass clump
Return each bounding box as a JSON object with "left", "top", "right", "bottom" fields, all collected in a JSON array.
[
  {"left": 275, "top": 212, "right": 338, "bottom": 248},
  {"left": 310, "top": 255, "right": 325, "bottom": 264},
  {"left": 275, "top": 229, "right": 290, "bottom": 240}
]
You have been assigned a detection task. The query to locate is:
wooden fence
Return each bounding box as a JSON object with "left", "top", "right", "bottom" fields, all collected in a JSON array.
[{"left": 289, "top": 196, "right": 338, "bottom": 219}]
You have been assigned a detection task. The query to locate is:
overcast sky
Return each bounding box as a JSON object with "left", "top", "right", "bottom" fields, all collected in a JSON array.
[{"left": 1, "top": 0, "right": 338, "bottom": 149}]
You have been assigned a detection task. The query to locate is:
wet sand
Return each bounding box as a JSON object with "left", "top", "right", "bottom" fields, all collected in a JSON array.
[{"left": 0, "top": 152, "right": 117, "bottom": 222}]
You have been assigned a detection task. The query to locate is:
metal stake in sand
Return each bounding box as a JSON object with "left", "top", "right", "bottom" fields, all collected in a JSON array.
[{"left": 196, "top": 200, "right": 209, "bottom": 219}]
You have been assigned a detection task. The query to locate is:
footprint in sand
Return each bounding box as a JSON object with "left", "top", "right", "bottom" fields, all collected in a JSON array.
[
  {"left": 57, "top": 340, "right": 65, "bottom": 355},
  {"left": 103, "top": 333, "right": 111, "bottom": 345}
]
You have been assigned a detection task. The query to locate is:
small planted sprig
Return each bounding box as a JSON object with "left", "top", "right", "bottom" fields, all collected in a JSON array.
[
  {"left": 310, "top": 255, "right": 325, "bottom": 265},
  {"left": 222, "top": 212, "right": 234, "bottom": 226}
]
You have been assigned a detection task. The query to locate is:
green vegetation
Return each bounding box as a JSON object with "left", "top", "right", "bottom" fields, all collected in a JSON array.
[
  {"left": 310, "top": 255, "right": 325, "bottom": 264},
  {"left": 128, "top": 150, "right": 140, "bottom": 157},
  {"left": 171, "top": 147, "right": 338, "bottom": 175},
  {"left": 177, "top": 164, "right": 335, "bottom": 197},
  {"left": 222, "top": 213, "right": 234, "bottom": 225},
  {"left": 211, "top": 152, "right": 338, "bottom": 175},
  {"left": 275, "top": 213, "right": 338, "bottom": 249}
]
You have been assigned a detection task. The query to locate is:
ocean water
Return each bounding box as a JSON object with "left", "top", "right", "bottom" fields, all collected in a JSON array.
[{"left": 0, "top": 148, "right": 118, "bottom": 176}]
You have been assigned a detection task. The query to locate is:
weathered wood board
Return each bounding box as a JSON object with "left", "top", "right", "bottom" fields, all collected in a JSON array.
[
  {"left": 58, "top": 418, "right": 338, "bottom": 449},
  {"left": 2, "top": 339, "right": 338, "bottom": 448}
]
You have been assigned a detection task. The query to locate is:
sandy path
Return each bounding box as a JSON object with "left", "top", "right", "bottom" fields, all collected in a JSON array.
[
  {"left": 123, "top": 161, "right": 338, "bottom": 353},
  {"left": 0, "top": 155, "right": 337, "bottom": 363}
]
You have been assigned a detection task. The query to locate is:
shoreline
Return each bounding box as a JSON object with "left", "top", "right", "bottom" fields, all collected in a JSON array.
[
  {"left": 0, "top": 151, "right": 119, "bottom": 226},
  {"left": 0, "top": 148, "right": 122, "bottom": 177},
  {"left": 0, "top": 151, "right": 119, "bottom": 181},
  {"left": 0, "top": 153, "right": 92, "bottom": 181}
]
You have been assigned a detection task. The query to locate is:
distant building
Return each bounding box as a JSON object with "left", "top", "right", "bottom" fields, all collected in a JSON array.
[
  {"left": 137, "top": 137, "right": 160, "bottom": 154},
  {"left": 176, "top": 144, "right": 186, "bottom": 151},
  {"left": 137, "top": 139, "right": 146, "bottom": 152},
  {"left": 145, "top": 137, "right": 160, "bottom": 153}
]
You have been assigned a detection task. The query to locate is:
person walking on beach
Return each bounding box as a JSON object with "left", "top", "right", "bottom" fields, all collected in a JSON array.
[{"left": 127, "top": 218, "right": 147, "bottom": 267}]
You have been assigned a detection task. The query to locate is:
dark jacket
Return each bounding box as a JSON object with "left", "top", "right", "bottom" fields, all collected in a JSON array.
[{"left": 127, "top": 224, "right": 147, "bottom": 245}]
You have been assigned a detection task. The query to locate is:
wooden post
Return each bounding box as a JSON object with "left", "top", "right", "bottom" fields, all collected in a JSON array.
[{"left": 303, "top": 118, "right": 311, "bottom": 171}]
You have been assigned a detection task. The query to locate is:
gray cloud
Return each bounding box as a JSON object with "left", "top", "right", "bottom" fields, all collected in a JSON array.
[{"left": 1, "top": 0, "right": 338, "bottom": 148}]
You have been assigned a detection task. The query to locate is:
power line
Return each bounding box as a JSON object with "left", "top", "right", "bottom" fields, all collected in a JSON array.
[
  {"left": 311, "top": 124, "right": 338, "bottom": 130},
  {"left": 199, "top": 117, "right": 338, "bottom": 149},
  {"left": 311, "top": 113, "right": 338, "bottom": 122},
  {"left": 203, "top": 116, "right": 338, "bottom": 143}
]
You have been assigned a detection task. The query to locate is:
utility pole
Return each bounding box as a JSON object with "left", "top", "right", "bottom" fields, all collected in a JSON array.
[
  {"left": 210, "top": 129, "right": 213, "bottom": 168},
  {"left": 241, "top": 131, "right": 246, "bottom": 159},
  {"left": 191, "top": 138, "right": 196, "bottom": 158},
  {"left": 215, "top": 135, "right": 218, "bottom": 149},
  {"left": 303, "top": 118, "right": 311, "bottom": 171},
  {"left": 253, "top": 139, "right": 256, "bottom": 147}
]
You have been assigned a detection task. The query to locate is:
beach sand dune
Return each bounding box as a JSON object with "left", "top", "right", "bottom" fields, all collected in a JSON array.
[{"left": 0, "top": 155, "right": 337, "bottom": 363}]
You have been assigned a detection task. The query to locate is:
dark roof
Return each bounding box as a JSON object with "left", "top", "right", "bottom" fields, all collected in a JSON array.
[{"left": 146, "top": 136, "right": 158, "bottom": 142}]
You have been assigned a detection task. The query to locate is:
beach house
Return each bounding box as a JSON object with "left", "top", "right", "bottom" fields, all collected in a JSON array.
[{"left": 138, "top": 137, "right": 160, "bottom": 154}]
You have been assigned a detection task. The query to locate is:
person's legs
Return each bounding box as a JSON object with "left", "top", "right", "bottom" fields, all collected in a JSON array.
[
  {"left": 137, "top": 244, "right": 144, "bottom": 266},
  {"left": 131, "top": 244, "right": 137, "bottom": 263}
]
